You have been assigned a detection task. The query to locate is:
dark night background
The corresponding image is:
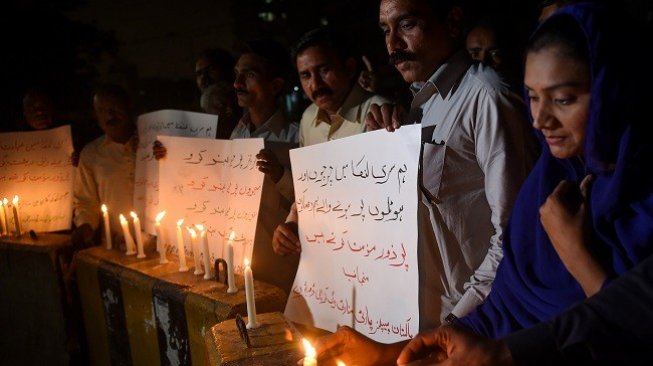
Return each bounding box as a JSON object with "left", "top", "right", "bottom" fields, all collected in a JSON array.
[{"left": 2, "top": 0, "right": 652, "bottom": 139}]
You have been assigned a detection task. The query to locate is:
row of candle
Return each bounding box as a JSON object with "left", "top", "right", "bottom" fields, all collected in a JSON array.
[
  {"left": 101, "top": 204, "right": 258, "bottom": 328},
  {"left": 0, "top": 196, "right": 22, "bottom": 237}
]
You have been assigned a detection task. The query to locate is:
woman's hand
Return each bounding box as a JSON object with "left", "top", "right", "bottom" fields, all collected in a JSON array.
[{"left": 540, "top": 175, "right": 606, "bottom": 296}]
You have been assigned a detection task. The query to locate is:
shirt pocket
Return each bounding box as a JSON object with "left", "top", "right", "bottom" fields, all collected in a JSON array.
[{"left": 420, "top": 141, "right": 447, "bottom": 204}]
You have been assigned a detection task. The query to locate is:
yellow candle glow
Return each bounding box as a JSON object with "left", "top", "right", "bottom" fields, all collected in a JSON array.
[
  {"left": 302, "top": 338, "right": 317, "bottom": 366},
  {"left": 119, "top": 214, "right": 136, "bottom": 255},
  {"left": 155, "top": 211, "right": 168, "bottom": 264},
  {"left": 12, "top": 195, "right": 22, "bottom": 237},
  {"left": 176, "top": 219, "right": 189, "bottom": 272},
  {"left": 195, "top": 224, "right": 213, "bottom": 280},
  {"left": 101, "top": 204, "right": 112, "bottom": 249},
  {"left": 188, "top": 227, "right": 203, "bottom": 275},
  {"left": 130, "top": 211, "right": 145, "bottom": 258},
  {"left": 2, "top": 198, "right": 10, "bottom": 235},
  {"left": 0, "top": 199, "right": 8, "bottom": 236}
]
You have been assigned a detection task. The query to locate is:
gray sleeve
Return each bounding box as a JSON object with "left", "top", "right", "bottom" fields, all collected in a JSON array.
[{"left": 452, "top": 89, "right": 535, "bottom": 317}]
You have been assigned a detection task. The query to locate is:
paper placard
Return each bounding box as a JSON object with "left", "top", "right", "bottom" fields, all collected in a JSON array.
[
  {"left": 158, "top": 136, "right": 264, "bottom": 267},
  {"left": 0, "top": 125, "right": 74, "bottom": 232},
  {"left": 284, "top": 125, "right": 421, "bottom": 343},
  {"left": 133, "top": 109, "right": 218, "bottom": 234}
]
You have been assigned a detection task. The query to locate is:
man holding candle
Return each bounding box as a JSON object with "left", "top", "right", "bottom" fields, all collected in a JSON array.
[{"left": 72, "top": 85, "right": 137, "bottom": 249}]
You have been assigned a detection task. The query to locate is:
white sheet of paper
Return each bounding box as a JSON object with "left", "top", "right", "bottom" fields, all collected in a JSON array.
[
  {"left": 284, "top": 125, "right": 421, "bottom": 343},
  {"left": 133, "top": 109, "right": 218, "bottom": 234},
  {"left": 0, "top": 125, "right": 74, "bottom": 232},
  {"left": 158, "top": 136, "right": 265, "bottom": 267}
]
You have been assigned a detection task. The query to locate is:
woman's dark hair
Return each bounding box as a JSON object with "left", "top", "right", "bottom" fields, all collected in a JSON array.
[{"left": 527, "top": 14, "right": 589, "bottom": 65}]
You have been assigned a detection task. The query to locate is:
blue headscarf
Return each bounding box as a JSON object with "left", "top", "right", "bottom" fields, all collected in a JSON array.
[{"left": 458, "top": 2, "right": 653, "bottom": 338}]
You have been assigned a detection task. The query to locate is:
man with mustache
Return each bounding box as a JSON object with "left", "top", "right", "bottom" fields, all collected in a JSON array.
[
  {"left": 315, "top": 0, "right": 536, "bottom": 363},
  {"left": 271, "top": 26, "right": 390, "bottom": 256},
  {"left": 72, "top": 85, "right": 137, "bottom": 248}
]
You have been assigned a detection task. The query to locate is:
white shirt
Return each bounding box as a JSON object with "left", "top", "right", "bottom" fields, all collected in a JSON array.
[
  {"left": 73, "top": 135, "right": 136, "bottom": 237},
  {"left": 285, "top": 84, "right": 390, "bottom": 222},
  {"left": 298, "top": 83, "right": 390, "bottom": 147},
  {"left": 414, "top": 51, "right": 536, "bottom": 329}
]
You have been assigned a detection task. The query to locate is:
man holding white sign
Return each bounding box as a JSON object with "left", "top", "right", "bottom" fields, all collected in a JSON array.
[
  {"left": 73, "top": 85, "right": 137, "bottom": 248},
  {"left": 272, "top": 27, "right": 391, "bottom": 256}
]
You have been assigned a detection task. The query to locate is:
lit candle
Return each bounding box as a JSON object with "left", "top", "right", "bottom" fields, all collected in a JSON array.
[
  {"left": 196, "top": 224, "right": 213, "bottom": 280},
  {"left": 155, "top": 211, "right": 168, "bottom": 264},
  {"left": 119, "top": 214, "right": 136, "bottom": 255},
  {"left": 225, "top": 231, "right": 237, "bottom": 293},
  {"left": 302, "top": 339, "right": 317, "bottom": 366},
  {"left": 2, "top": 198, "right": 9, "bottom": 235},
  {"left": 12, "top": 195, "right": 22, "bottom": 237},
  {"left": 244, "top": 258, "right": 258, "bottom": 328},
  {"left": 176, "top": 219, "right": 189, "bottom": 272},
  {"left": 188, "top": 228, "right": 204, "bottom": 275},
  {"left": 337, "top": 362, "right": 346, "bottom": 366},
  {"left": 0, "top": 200, "right": 7, "bottom": 236},
  {"left": 101, "top": 204, "right": 112, "bottom": 249},
  {"left": 130, "top": 211, "right": 145, "bottom": 258}
]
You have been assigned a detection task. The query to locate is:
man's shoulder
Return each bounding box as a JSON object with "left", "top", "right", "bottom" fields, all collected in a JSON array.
[
  {"left": 463, "top": 63, "right": 512, "bottom": 96},
  {"left": 79, "top": 135, "right": 106, "bottom": 161},
  {"left": 300, "top": 103, "right": 319, "bottom": 126}
]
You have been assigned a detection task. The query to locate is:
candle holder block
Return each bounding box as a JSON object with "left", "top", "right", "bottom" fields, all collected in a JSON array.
[{"left": 205, "top": 312, "right": 303, "bottom": 366}]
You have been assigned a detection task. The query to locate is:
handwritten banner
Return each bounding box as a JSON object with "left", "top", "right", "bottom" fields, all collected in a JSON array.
[
  {"left": 158, "top": 136, "right": 264, "bottom": 268},
  {"left": 284, "top": 126, "right": 421, "bottom": 343},
  {"left": 0, "top": 125, "right": 74, "bottom": 232},
  {"left": 133, "top": 109, "right": 218, "bottom": 234}
]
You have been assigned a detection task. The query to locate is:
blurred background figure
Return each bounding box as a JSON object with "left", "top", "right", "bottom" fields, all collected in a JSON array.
[
  {"left": 19, "top": 88, "right": 56, "bottom": 131},
  {"left": 194, "top": 48, "right": 236, "bottom": 93},
  {"left": 199, "top": 81, "right": 241, "bottom": 139},
  {"left": 466, "top": 15, "right": 522, "bottom": 91}
]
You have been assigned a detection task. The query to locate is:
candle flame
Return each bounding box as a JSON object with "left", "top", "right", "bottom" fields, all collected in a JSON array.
[
  {"left": 336, "top": 361, "right": 346, "bottom": 366},
  {"left": 130, "top": 211, "right": 138, "bottom": 219},
  {"left": 195, "top": 224, "right": 205, "bottom": 231},
  {"left": 155, "top": 211, "right": 166, "bottom": 223},
  {"left": 119, "top": 214, "right": 127, "bottom": 224},
  {"left": 176, "top": 218, "right": 184, "bottom": 226},
  {"left": 244, "top": 258, "right": 250, "bottom": 267},
  {"left": 228, "top": 230, "right": 236, "bottom": 241},
  {"left": 188, "top": 228, "right": 197, "bottom": 237},
  {"left": 101, "top": 204, "right": 108, "bottom": 213},
  {"left": 302, "top": 338, "right": 316, "bottom": 359},
  {"left": 3, "top": 198, "right": 8, "bottom": 205},
  {"left": 12, "top": 195, "right": 19, "bottom": 205}
]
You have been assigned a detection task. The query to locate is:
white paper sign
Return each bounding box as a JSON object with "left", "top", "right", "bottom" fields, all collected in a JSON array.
[
  {"left": 158, "top": 136, "right": 265, "bottom": 268},
  {"left": 0, "top": 125, "right": 74, "bottom": 232},
  {"left": 284, "top": 126, "right": 421, "bottom": 343},
  {"left": 133, "top": 109, "right": 218, "bottom": 234}
]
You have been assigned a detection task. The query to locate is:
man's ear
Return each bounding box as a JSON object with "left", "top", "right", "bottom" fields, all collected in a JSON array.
[
  {"left": 445, "top": 6, "right": 464, "bottom": 40},
  {"left": 345, "top": 57, "right": 358, "bottom": 79}
]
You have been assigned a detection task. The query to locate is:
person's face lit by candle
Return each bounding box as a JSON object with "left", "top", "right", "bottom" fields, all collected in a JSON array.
[
  {"left": 526, "top": 46, "right": 590, "bottom": 159},
  {"left": 296, "top": 44, "right": 357, "bottom": 116}
]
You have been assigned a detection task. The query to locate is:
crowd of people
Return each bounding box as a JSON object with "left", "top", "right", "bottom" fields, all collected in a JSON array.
[{"left": 5, "top": 0, "right": 653, "bottom": 365}]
